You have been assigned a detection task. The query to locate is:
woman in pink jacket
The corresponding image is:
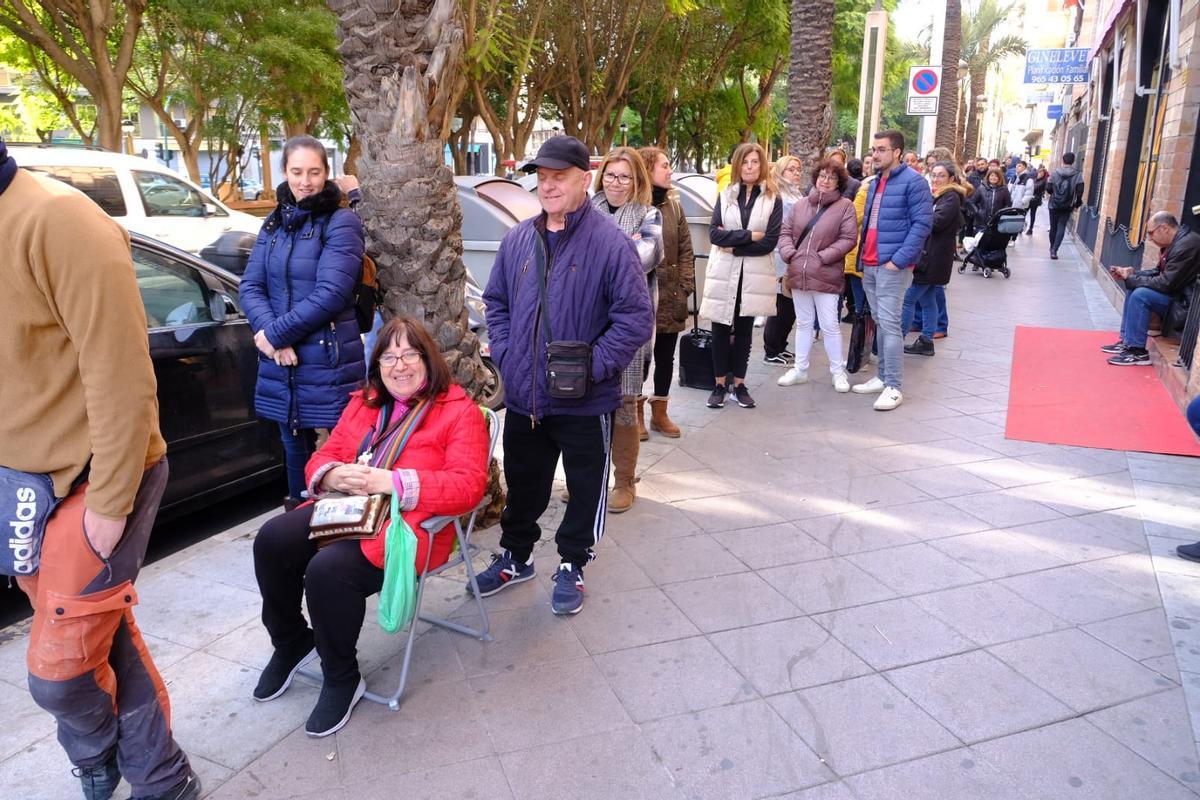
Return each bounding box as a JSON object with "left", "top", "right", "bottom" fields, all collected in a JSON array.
[{"left": 776, "top": 159, "right": 859, "bottom": 392}]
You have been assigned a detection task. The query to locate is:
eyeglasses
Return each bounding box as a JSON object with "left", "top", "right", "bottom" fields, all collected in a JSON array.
[
  {"left": 379, "top": 350, "right": 422, "bottom": 368},
  {"left": 815, "top": 172, "right": 838, "bottom": 183},
  {"left": 602, "top": 173, "right": 633, "bottom": 185},
  {"left": 870, "top": 146, "right": 896, "bottom": 154},
  {"left": 783, "top": 166, "right": 802, "bottom": 174}
]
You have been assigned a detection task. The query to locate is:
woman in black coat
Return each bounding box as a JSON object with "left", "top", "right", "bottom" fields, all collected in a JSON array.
[
  {"left": 970, "top": 167, "right": 1011, "bottom": 226},
  {"left": 902, "top": 162, "right": 971, "bottom": 356},
  {"left": 1026, "top": 166, "right": 1049, "bottom": 234}
]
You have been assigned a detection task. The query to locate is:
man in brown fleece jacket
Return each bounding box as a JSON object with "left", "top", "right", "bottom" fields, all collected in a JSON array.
[{"left": 0, "top": 140, "right": 199, "bottom": 800}]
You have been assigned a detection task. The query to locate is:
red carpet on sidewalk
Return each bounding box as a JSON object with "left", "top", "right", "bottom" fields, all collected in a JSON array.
[{"left": 1006, "top": 326, "right": 1200, "bottom": 457}]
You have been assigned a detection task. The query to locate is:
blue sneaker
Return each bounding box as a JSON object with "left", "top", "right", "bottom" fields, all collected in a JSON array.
[
  {"left": 551, "top": 563, "right": 585, "bottom": 615},
  {"left": 73, "top": 758, "right": 120, "bottom": 800},
  {"left": 470, "top": 550, "right": 534, "bottom": 596}
]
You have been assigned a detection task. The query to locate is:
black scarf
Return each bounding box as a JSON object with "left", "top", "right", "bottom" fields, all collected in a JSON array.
[
  {"left": 264, "top": 180, "right": 343, "bottom": 232},
  {"left": 0, "top": 139, "right": 17, "bottom": 196},
  {"left": 652, "top": 185, "right": 669, "bottom": 206}
]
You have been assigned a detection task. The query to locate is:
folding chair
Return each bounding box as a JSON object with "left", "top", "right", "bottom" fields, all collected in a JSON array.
[{"left": 299, "top": 406, "right": 500, "bottom": 711}]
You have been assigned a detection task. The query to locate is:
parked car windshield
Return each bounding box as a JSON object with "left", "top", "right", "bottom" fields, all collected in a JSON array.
[
  {"left": 133, "top": 170, "right": 228, "bottom": 218},
  {"left": 21, "top": 165, "right": 127, "bottom": 216}
]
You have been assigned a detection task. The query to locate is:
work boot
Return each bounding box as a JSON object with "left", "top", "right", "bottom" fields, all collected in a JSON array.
[
  {"left": 73, "top": 756, "right": 120, "bottom": 800},
  {"left": 608, "top": 418, "right": 640, "bottom": 514},
  {"left": 648, "top": 397, "right": 681, "bottom": 438},
  {"left": 636, "top": 396, "right": 649, "bottom": 441}
]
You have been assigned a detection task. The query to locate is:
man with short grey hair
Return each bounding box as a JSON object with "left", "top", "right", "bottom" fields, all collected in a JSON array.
[{"left": 1102, "top": 211, "right": 1200, "bottom": 365}]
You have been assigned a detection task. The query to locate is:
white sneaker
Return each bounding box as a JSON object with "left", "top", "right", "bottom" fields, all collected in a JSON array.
[
  {"left": 874, "top": 387, "right": 903, "bottom": 411},
  {"left": 832, "top": 372, "right": 850, "bottom": 393},
  {"left": 851, "top": 376, "right": 885, "bottom": 394},
  {"left": 778, "top": 367, "right": 808, "bottom": 386}
]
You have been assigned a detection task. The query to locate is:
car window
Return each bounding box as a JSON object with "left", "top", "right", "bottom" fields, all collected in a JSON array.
[
  {"left": 132, "top": 246, "right": 215, "bottom": 328},
  {"left": 133, "top": 171, "right": 229, "bottom": 218},
  {"left": 21, "top": 166, "right": 127, "bottom": 216}
]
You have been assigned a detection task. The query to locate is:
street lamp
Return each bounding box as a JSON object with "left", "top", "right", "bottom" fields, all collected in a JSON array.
[
  {"left": 121, "top": 118, "right": 136, "bottom": 155},
  {"left": 620, "top": 122, "right": 628, "bottom": 147}
]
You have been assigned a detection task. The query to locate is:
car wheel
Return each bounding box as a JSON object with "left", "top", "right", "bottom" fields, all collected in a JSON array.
[{"left": 480, "top": 357, "right": 505, "bottom": 410}]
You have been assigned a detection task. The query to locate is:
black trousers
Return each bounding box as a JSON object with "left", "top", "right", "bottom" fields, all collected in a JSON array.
[
  {"left": 254, "top": 505, "right": 384, "bottom": 687},
  {"left": 1027, "top": 203, "right": 1040, "bottom": 231},
  {"left": 645, "top": 331, "right": 680, "bottom": 397},
  {"left": 711, "top": 275, "right": 755, "bottom": 381},
  {"left": 499, "top": 411, "right": 612, "bottom": 568},
  {"left": 762, "top": 292, "right": 796, "bottom": 358},
  {"left": 1048, "top": 208, "right": 1071, "bottom": 253}
]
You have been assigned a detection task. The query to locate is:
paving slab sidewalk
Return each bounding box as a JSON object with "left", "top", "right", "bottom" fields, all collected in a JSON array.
[{"left": 2, "top": 228, "right": 1200, "bottom": 800}]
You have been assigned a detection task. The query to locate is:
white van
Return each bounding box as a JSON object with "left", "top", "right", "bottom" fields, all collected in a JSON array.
[{"left": 11, "top": 145, "right": 263, "bottom": 254}]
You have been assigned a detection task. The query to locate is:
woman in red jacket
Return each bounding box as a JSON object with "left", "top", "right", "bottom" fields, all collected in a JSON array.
[{"left": 251, "top": 316, "right": 489, "bottom": 738}]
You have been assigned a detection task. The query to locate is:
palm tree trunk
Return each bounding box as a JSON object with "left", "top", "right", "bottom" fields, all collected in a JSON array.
[
  {"left": 964, "top": 51, "right": 988, "bottom": 160},
  {"left": 327, "top": 0, "right": 488, "bottom": 396},
  {"left": 786, "top": 0, "right": 835, "bottom": 184},
  {"left": 935, "top": 0, "right": 961, "bottom": 151}
]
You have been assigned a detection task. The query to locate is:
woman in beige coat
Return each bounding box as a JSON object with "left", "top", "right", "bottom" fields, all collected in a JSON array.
[{"left": 700, "top": 142, "right": 782, "bottom": 410}]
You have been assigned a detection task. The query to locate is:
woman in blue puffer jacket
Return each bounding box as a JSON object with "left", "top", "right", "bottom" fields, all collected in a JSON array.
[{"left": 240, "top": 135, "right": 366, "bottom": 507}]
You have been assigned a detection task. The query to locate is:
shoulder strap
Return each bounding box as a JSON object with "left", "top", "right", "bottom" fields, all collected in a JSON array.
[
  {"left": 532, "top": 232, "right": 555, "bottom": 344},
  {"left": 795, "top": 204, "right": 830, "bottom": 247}
]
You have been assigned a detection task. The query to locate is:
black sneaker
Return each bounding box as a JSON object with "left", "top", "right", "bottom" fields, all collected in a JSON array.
[
  {"left": 74, "top": 757, "right": 120, "bottom": 800},
  {"left": 1099, "top": 341, "right": 1127, "bottom": 354},
  {"left": 130, "top": 770, "right": 201, "bottom": 800},
  {"left": 306, "top": 677, "right": 367, "bottom": 738},
  {"left": 1177, "top": 542, "right": 1200, "bottom": 563},
  {"left": 253, "top": 634, "right": 317, "bottom": 702},
  {"left": 733, "top": 384, "right": 756, "bottom": 408},
  {"left": 904, "top": 336, "right": 935, "bottom": 356},
  {"left": 762, "top": 353, "right": 790, "bottom": 366},
  {"left": 707, "top": 384, "right": 727, "bottom": 408},
  {"left": 1107, "top": 349, "right": 1150, "bottom": 366}
]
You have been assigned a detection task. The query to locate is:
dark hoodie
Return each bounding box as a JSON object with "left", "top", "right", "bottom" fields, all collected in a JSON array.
[{"left": 0, "top": 139, "right": 17, "bottom": 196}]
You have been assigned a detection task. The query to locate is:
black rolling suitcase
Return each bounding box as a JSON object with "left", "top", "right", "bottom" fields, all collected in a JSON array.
[{"left": 678, "top": 301, "right": 717, "bottom": 390}]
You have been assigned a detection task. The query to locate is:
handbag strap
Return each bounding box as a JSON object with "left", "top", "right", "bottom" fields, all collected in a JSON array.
[{"left": 794, "top": 204, "right": 829, "bottom": 248}]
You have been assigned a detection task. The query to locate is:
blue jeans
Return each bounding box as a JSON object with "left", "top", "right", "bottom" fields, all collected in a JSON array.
[
  {"left": 902, "top": 284, "right": 940, "bottom": 339},
  {"left": 1188, "top": 395, "right": 1200, "bottom": 439},
  {"left": 912, "top": 286, "right": 948, "bottom": 333},
  {"left": 278, "top": 423, "right": 317, "bottom": 501},
  {"left": 862, "top": 266, "right": 913, "bottom": 390},
  {"left": 1119, "top": 287, "right": 1172, "bottom": 349}
]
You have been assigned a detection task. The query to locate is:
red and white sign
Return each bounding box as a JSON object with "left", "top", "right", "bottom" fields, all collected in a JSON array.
[{"left": 907, "top": 65, "right": 942, "bottom": 116}]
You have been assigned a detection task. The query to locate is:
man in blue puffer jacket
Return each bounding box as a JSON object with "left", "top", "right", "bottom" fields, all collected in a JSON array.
[
  {"left": 479, "top": 136, "right": 654, "bottom": 615},
  {"left": 850, "top": 129, "right": 934, "bottom": 411}
]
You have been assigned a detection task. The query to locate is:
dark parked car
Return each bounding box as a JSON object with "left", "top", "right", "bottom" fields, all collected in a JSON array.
[{"left": 130, "top": 233, "right": 283, "bottom": 517}]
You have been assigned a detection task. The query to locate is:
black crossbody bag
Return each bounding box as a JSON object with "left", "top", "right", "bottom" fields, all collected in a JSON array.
[{"left": 533, "top": 233, "right": 592, "bottom": 399}]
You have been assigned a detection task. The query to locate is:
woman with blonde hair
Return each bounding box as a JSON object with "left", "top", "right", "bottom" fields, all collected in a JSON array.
[
  {"left": 700, "top": 141, "right": 783, "bottom": 409},
  {"left": 762, "top": 154, "right": 805, "bottom": 366},
  {"left": 638, "top": 146, "right": 694, "bottom": 440},
  {"left": 591, "top": 146, "right": 662, "bottom": 512}
]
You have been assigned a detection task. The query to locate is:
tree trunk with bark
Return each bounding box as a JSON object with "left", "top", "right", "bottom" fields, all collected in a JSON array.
[
  {"left": 964, "top": 51, "right": 987, "bottom": 160},
  {"left": 327, "top": 0, "right": 488, "bottom": 399},
  {"left": 786, "top": 0, "right": 834, "bottom": 186},
  {"left": 935, "top": 0, "right": 961, "bottom": 151}
]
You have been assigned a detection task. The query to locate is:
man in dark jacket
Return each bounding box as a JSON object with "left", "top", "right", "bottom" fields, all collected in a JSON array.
[
  {"left": 849, "top": 130, "right": 934, "bottom": 411},
  {"left": 1102, "top": 212, "right": 1200, "bottom": 365},
  {"left": 478, "top": 135, "right": 654, "bottom": 615},
  {"left": 1047, "top": 152, "right": 1085, "bottom": 259}
]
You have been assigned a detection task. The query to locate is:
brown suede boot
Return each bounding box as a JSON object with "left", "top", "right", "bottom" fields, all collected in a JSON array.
[
  {"left": 608, "top": 420, "right": 640, "bottom": 513},
  {"left": 636, "top": 396, "right": 649, "bottom": 441},
  {"left": 648, "top": 397, "right": 681, "bottom": 438}
]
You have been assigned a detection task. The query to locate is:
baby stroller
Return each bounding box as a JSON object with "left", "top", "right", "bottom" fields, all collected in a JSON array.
[{"left": 959, "top": 207, "right": 1025, "bottom": 279}]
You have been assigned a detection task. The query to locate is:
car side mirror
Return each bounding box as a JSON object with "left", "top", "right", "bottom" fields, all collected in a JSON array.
[{"left": 203, "top": 202, "right": 217, "bottom": 217}]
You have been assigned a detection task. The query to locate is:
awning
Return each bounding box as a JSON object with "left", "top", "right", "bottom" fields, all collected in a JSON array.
[
  {"left": 1023, "top": 129, "right": 1045, "bottom": 143},
  {"left": 1089, "top": 0, "right": 1135, "bottom": 60}
]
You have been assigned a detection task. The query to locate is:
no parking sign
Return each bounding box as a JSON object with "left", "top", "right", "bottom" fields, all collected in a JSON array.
[{"left": 907, "top": 66, "right": 942, "bottom": 116}]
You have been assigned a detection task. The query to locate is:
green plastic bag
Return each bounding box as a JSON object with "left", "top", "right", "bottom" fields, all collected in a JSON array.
[{"left": 377, "top": 492, "right": 418, "bottom": 634}]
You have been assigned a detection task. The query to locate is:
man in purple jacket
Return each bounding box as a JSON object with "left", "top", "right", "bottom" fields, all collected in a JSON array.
[{"left": 477, "top": 136, "right": 654, "bottom": 615}]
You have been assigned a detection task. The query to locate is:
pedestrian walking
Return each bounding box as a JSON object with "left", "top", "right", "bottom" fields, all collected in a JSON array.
[
  {"left": 762, "top": 155, "right": 805, "bottom": 367},
  {"left": 776, "top": 158, "right": 859, "bottom": 392},
  {"left": 591, "top": 147, "right": 663, "bottom": 513},
  {"left": 251, "top": 317, "right": 488, "bottom": 737},
  {"left": 849, "top": 130, "right": 934, "bottom": 411},
  {"left": 701, "top": 142, "right": 784, "bottom": 410},
  {"left": 479, "top": 135, "right": 654, "bottom": 615},
  {"left": 903, "top": 161, "right": 970, "bottom": 357},
  {"left": 1047, "top": 152, "right": 1085, "bottom": 259},
  {"left": 1026, "top": 165, "right": 1049, "bottom": 234},
  {"left": 639, "top": 146, "right": 695, "bottom": 439},
  {"left": 0, "top": 139, "right": 200, "bottom": 800},
  {"left": 240, "top": 135, "right": 366, "bottom": 509}
]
